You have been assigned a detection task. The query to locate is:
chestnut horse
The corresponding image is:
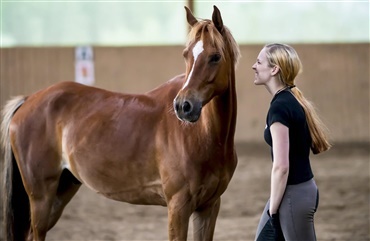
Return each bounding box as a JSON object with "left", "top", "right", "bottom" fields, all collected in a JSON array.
[{"left": 1, "top": 6, "right": 240, "bottom": 241}]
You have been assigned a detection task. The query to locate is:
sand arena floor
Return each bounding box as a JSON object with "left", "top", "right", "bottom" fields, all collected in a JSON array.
[{"left": 1, "top": 143, "right": 369, "bottom": 241}]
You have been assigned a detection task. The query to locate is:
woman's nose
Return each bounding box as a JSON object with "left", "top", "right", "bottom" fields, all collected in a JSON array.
[{"left": 252, "top": 63, "right": 256, "bottom": 69}]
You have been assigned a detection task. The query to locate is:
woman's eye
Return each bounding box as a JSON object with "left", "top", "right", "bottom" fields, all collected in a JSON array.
[{"left": 209, "top": 54, "right": 221, "bottom": 63}]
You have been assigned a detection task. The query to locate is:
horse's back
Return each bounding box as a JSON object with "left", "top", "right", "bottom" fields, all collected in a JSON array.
[
  {"left": 9, "top": 82, "right": 123, "bottom": 150},
  {"left": 12, "top": 81, "right": 166, "bottom": 129}
]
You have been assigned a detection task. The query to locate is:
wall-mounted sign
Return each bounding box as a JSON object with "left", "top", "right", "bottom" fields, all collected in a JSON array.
[{"left": 75, "top": 46, "right": 95, "bottom": 86}]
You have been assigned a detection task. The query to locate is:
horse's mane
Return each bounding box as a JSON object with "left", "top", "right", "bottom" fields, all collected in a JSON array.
[{"left": 186, "top": 19, "right": 241, "bottom": 67}]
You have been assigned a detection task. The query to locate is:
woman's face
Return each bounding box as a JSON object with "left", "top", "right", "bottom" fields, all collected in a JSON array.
[{"left": 252, "top": 48, "right": 274, "bottom": 86}]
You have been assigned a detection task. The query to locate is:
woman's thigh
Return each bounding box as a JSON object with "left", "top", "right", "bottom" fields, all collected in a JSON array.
[{"left": 279, "top": 179, "right": 319, "bottom": 241}]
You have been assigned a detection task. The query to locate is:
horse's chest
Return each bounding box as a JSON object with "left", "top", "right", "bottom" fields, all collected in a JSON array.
[{"left": 192, "top": 156, "right": 236, "bottom": 203}]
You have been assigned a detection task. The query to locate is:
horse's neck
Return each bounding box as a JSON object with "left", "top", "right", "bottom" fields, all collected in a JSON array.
[{"left": 203, "top": 68, "right": 237, "bottom": 146}]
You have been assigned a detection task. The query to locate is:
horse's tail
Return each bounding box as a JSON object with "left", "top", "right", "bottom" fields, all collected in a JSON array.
[{"left": 1, "top": 96, "right": 30, "bottom": 241}]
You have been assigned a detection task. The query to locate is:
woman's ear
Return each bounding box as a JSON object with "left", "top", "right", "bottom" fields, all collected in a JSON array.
[{"left": 271, "top": 65, "right": 280, "bottom": 76}]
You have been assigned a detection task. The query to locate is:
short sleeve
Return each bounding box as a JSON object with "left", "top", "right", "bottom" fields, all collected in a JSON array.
[{"left": 268, "top": 100, "right": 290, "bottom": 128}]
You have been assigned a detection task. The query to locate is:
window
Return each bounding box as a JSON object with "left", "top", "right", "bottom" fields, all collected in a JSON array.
[
  {"left": 1, "top": 1, "right": 368, "bottom": 47},
  {"left": 2, "top": 1, "right": 187, "bottom": 46},
  {"left": 195, "top": 1, "right": 369, "bottom": 44}
]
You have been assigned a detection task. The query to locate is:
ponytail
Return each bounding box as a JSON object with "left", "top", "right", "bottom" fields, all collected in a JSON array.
[{"left": 291, "top": 87, "right": 332, "bottom": 154}]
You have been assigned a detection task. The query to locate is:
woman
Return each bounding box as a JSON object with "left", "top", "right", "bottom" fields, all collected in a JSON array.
[{"left": 252, "top": 43, "right": 331, "bottom": 241}]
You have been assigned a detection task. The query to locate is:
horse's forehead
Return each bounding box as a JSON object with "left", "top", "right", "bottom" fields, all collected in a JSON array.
[
  {"left": 189, "top": 37, "right": 215, "bottom": 52},
  {"left": 192, "top": 40, "right": 204, "bottom": 56}
]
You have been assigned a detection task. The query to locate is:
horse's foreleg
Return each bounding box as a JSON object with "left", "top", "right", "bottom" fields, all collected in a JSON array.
[
  {"left": 167, "top": 193, "right": 194, "bottom": 241},
  {"left": 192, "top": 198, "right": 221, "bottom": 241}
]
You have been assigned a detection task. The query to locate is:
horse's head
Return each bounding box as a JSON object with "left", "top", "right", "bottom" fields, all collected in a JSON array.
[{"left": 174, "top": 6, "right": 240, "bottom": 123}]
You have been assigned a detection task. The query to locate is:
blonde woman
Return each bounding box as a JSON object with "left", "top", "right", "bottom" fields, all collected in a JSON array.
[{"left": 252, "top": 43, "right": 331, "bottom": 241}]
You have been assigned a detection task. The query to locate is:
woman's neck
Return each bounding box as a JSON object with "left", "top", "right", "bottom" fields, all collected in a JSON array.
[{"left": 265, "top": 81, "right": 287, "bottom": 97}]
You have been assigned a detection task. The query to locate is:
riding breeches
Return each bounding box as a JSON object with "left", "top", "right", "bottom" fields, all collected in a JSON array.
[{"left": 255, "top": 178, "right": 319, "bottom": 241}]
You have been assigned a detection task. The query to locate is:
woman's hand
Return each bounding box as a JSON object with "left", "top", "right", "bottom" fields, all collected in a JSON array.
[{"left": 268, "top": 210, "right": 285, "bottom": 241}]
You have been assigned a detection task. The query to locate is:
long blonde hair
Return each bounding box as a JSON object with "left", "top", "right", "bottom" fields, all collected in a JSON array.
[{"left": 265, "top": 43, "right": 331, "bottom": 154}]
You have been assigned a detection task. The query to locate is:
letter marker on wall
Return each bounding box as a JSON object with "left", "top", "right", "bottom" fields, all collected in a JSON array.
[{"left": 75, "top": 46, "right": 95, "bottom": 86}]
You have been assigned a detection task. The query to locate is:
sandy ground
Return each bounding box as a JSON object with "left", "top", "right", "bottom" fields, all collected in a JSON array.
[{"left": 1, "top": 143, "right": 369, "bottom": 241}]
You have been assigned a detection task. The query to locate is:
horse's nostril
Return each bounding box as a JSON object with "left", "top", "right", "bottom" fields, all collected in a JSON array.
[
  {"left": 174, "top": 102, "right": 180, "bottom": 112},
  {"left": 182, "top": 101, "right": 192, "bottom": 114}
]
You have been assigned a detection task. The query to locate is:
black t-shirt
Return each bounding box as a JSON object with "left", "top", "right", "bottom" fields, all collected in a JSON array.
[{"left": 264, "top": 90, "right": 313, "bottom": 185}]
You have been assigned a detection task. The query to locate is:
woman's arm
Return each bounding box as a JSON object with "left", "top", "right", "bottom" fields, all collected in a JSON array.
[{"left": 269, "top": 122, "right": 290, "bottom": 215}]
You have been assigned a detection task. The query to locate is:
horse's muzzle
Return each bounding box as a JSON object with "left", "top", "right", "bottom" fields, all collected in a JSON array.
[{"left": 173, "top": 97, "right": 202, "bottom": 123}]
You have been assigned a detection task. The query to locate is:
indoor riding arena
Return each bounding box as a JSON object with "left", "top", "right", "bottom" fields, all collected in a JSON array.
[{"left": 1, "top": 2, "right": 369, "bottom": 241}]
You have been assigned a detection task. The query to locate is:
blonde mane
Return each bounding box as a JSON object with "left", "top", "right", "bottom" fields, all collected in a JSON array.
[{"left": 186, "top": 19, "right": 241, "bottom": 67}]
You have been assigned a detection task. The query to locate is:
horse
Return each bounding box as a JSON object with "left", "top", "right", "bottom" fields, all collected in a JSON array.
[{"left": 1, "top": 5, "right": 241, "bottom": 241}]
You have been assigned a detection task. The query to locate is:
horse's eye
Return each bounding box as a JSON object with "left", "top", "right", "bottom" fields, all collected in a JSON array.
[
  {"left": 182, "top": 49, "right": 189, "bottom": 58},
  {"left": 209, "top": 54, "right": 221, "bottom": 63}
]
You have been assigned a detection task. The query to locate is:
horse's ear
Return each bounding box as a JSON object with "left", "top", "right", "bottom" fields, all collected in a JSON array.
[
  {"left": 212, "top": 5, "right": 224, "bottom": 33},
  {"left": 185, "top": 6, "right": 198, "bottom": 27}
]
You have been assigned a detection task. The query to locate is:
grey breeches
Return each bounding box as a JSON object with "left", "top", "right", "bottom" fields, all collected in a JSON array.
[{"left": 255, "top": 178, "right": 319, "bottom": 241}]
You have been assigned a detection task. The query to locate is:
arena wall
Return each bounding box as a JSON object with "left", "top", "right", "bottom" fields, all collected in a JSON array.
[{"left": 1, "top": 44, "right": 368, "bottom": 144}]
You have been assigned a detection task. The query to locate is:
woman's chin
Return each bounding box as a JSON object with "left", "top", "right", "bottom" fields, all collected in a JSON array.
[{"left": 254, "top": 80, "right": 262, "bottom": 85}]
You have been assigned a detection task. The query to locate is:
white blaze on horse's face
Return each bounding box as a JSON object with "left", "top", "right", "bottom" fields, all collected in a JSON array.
[{"left": 182, "top": 40, "right": 204, "bottom": 89}]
